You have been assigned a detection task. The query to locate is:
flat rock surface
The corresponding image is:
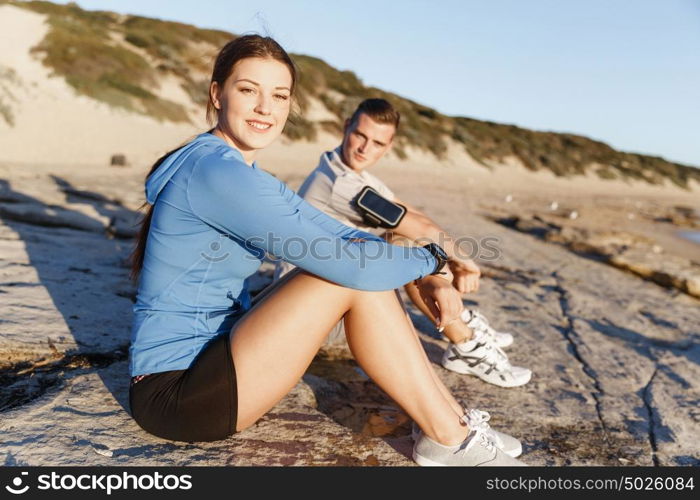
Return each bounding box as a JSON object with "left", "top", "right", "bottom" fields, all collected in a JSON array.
[
  {"left": 0, "top": 361, "right": 409, "bottom": 466},
  {"left": 1, "top": 165, "right": 699, "bottom": 466}
]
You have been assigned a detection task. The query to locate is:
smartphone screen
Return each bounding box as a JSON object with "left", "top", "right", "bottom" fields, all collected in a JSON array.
[{"left": 359, "top": 189, "right": 405, "bottom": 224}]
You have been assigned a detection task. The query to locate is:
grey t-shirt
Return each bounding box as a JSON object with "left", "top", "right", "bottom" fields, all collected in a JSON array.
[
  {"left": 297, "top": 147, "right": 395, "bottom": 235},
  {"left": 273, "top": 147, "right": 396, "bottom": 282}
]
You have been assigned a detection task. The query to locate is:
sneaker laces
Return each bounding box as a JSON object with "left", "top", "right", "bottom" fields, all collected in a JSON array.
[
  {"left": 474, "top": 310, "right": 493, "bottom": 326},
  {"left": 470, "top": 330, "right": 511, "bottom": 372},
  {"left": 463, "top": 309, "right": 499, "bottom": 340},
  {"left": 456, "top": 425, "right": 496, "bottom": 456},
  {"left": 469, "top": 310, "right": 491, "bottom": 329},
  {"left": 466, "top": 309, "right": 514, "bottom": 340},
  {"left": 460, "top": 408, "right": 504, "bottom": 449}
]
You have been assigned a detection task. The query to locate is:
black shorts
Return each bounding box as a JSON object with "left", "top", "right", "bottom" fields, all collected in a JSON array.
[{"left": 129, "top": 332, "right": 238, "bottom": 442}]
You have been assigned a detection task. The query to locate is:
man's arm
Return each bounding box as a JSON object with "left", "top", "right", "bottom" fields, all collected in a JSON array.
[
  {"left": 391, "top": 197, "right": 460, "bottom": 258},
  {"left": 390, "top": 197, "right": 481, "bottom": 294}
]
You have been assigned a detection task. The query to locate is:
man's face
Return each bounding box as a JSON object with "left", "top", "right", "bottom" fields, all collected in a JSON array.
[{"left": 340, "top": 113, "right": 395, "bottom": 172}]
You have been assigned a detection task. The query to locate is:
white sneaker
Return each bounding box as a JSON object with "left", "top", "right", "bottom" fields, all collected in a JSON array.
[
  {"left": 411, "top": 408, "right": 522, "bottom": 457},
  {"left": 413, "top": 425, "right": 527, "bottom": 466},
  {"left": 441, "top": 330, "right": 532, "bottom": 387},
  {"left": 461, "top": 309, "right": 514, "bottom": 348}
]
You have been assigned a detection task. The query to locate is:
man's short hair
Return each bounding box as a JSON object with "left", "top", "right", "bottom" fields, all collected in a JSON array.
[{"left": 349, "top": 98, "right": 400, "bottom": 130}]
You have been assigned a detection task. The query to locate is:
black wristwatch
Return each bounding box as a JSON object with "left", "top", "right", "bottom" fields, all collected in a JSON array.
[{"left": 422, "top": 243, "right": 448, "bottom": 275}]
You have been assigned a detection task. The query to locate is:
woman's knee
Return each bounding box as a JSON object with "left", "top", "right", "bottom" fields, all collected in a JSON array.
[{"left": 252, "top": 267, "right": 397, "bottom": 319}]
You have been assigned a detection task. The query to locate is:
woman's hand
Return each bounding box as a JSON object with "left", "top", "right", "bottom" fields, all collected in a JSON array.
[
  {"left": 448, "top": 257, "right": 481, "bottom": 294},
  {"left": 415, "top": 274, "right": 463, "bottom": 330}
]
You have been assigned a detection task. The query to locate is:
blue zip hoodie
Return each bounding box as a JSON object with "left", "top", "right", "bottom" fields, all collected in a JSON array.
[{"left": 129, "top": 133, "right": 436, "bottom": 376}]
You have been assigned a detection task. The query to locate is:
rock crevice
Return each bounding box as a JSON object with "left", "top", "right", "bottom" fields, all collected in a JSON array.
[{"left": 550, "top": 272, "right": 609, "bottom": 439}]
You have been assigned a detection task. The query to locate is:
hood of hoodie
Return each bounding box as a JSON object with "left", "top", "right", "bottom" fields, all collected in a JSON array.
[{"left": 145, "top": 132, "right": 247, "bottom": 204}]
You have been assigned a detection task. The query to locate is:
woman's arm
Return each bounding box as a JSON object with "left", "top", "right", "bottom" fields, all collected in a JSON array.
[
  {"left": 186, "top": 156, "right": 436, "bottom": 291},
  {"left": 280, "top": 180, "right": 385, "bottom": 243}
]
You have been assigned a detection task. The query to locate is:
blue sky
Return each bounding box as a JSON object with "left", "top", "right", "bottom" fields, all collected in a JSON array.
[{"left": 53, "top": 0, "right": 700, "bottom": 167}]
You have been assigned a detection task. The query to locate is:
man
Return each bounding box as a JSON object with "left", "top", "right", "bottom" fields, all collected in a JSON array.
[{"left": 275, "top": 98, "right": 530, "bottom": 388}]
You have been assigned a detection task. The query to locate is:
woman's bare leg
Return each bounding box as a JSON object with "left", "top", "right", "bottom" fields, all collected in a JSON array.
[
  {"left": 395, "top": 302, "right": 466, "bottom": 417},
  {"left": 391, "top": 290, "right": 466, "bottom": 418},
  {"left": 255, "top": 270, "right": 466, "bottom": 422},
  {"left": 230, "top": 271, "right": 468, "bottom": 444},
  {"left": 344, "top": 292, "right": 468, "bottom": 425}
]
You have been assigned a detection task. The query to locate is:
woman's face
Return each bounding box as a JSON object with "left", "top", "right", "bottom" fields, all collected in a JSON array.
[{"left": 210, "top": 57, "right": 292, "bottom": 163}]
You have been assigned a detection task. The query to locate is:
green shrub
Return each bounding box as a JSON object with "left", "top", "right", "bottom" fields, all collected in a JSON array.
[
  {"left": 283, "top": 114, "right": 317, "bottom": 141},
  {"left": 0, "top": 66, "right": 18, "bottom": 126},
  {"left": 15, "top": 1, "right": 199, "bottom": 122},
  {"left": 596, "top": 168, "right": 617, "bottom": 180},
  {"left": 320, "top": 120, "right": 343, "bottom": 136},
  {"left": 0, "top": 100, "right": 13, "bottom": 126},
  {"left": 142, "top": 97, "right": 190, "bottom": 123}
]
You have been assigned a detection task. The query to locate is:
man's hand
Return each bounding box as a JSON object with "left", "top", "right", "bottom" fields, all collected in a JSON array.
[
  {"left": 415, "top": 274, "right": 463, "bottom": 330},
  {"left": 448, "top": 257, "right": 481, "bottom": 294}
]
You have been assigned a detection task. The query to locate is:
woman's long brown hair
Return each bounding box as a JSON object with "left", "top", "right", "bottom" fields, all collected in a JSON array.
[{"left": 129, "top": 35, "right": 297, "bottom": 282}]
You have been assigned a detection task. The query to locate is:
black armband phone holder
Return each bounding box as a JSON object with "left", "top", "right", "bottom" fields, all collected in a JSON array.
[{"left": 352, "top": 186, "right": 407, "bottom": 229}]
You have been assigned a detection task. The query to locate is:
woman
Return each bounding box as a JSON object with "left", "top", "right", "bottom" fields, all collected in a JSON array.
[{"left": 128, "top": 34, "right": 525, "bottom": 466}]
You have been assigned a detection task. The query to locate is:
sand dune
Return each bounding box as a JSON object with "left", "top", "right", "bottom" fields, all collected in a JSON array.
[{"left": 0, "top": 5, "right": 204, "bottom": 167}]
